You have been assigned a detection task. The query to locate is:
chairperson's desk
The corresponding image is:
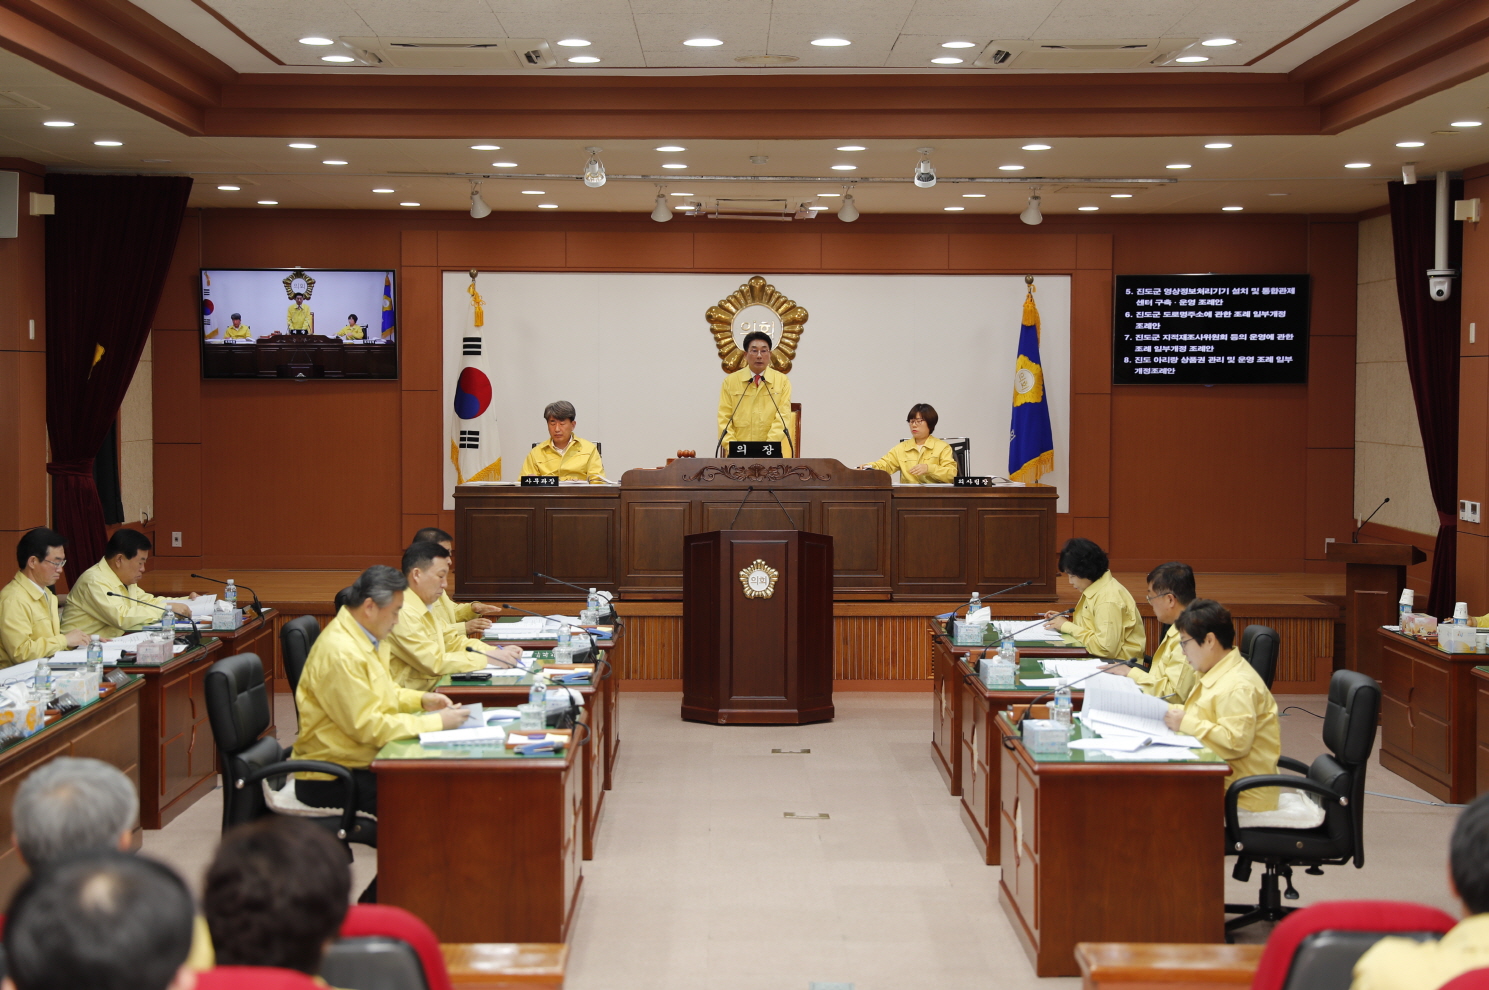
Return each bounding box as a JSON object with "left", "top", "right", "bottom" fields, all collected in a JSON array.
[
  {"left": 997, "top": 715, "right": 1231, "bottom": 977},
  {"left": 371, "top": 734, "right": 583, "bottom": 944},
  {"left": 1378, "top": 627, "right": 1482, "bottom": 803}
]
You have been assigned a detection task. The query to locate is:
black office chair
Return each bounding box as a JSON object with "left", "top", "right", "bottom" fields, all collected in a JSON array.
[
  {"left": 280, "top": 614, "right": 320, "bottom": 699},
  {"left": 1223, "top": 669, "right": 1381, "bottom": 934},
  {"left": 896, "top": 436, "right": 971, "bottom": 476},
  {"left": 203, "top": 651, "right": 375, "bottom": 848},
  {"left": 320, "top": 937, "right": 429, "bottom": 990},
  {"left": 334, "top": 586, "right": 355, "bottom": 612},
  {"left": 1241, "top": 623, "right": 1281, "bottom": 689}
]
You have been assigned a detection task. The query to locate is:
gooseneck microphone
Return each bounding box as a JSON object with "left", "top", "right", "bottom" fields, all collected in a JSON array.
[
  {"left": 944, "top": 580, "right": 1039, "bottom": 637},
  {"left": 532, "top": 572, "right": 620, "bottom": 627},
  {"left": 1352, "top": 497, "right": 1390, "bottom": 543},
  {"left": 1010, "top": 657, "right": 1141, "bottom": 734},
  {"left": 191, "top": 574, "right": 266, "bottom": 619},
  {"left": 465, "top": 645, "right": 523, "bottom": 669},
  {"left": 500, "top": 603, "right": 611, "bottom": 679},
  {"left": 106, "top": 592, "right": 201, "bottom": 648},
  {"left": 715, "top": 372, "right": 753, "bottom": 458},
  {"left": 726, "top": 485, "right": 799, "bottom": 530},
  {"left": 759, "top": 377, "right": 795, "bottom": 456}
]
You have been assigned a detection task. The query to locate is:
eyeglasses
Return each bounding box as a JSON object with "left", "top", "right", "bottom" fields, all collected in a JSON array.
[
  {"left": 1145, "top": 591, "right": 1173, "bottom": 603},
  {"left": 41, "top": 558, "right": 66, "bottom": 569},
  {"left": 1179, "top": 636, "right": 1199, "bottom": 649}
]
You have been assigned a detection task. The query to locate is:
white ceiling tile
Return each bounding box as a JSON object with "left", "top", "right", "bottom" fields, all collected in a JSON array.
[
  {"left": 1030, "top": 0, "right": 1196, "bottom": 39},
  {"left": 487, "top": 0, "right": 634, "bottom": 14},
  {"left": 627, "top": 0, "right": 771, "bottom": 15},
  {"left": 632, "top": 12, "right": 770, "bottom": 51}
]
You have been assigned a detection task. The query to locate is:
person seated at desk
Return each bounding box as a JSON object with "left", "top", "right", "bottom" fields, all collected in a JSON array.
[
  {"left": 1162, "top": 598, "right": 1280, "bottom": 811},
  {"left": 386, "top": 541, "right": 521, "bottom": 692},
  {"left": 718, "top": 331, "right": 793, "bottom": 451},
  {"left": 223, "top": 313, "right": 251, "bottom": 339},
  {"left": 1352, "top": 793, "right": 1489, "bottom": 990},
  {"left": 411, "top": 526, "right": 502, "bottom": 638},
  {"left": 858, "top": 402, "right": 956, "bottom": 484},
  {"left": 61, "top": 529, "right": 194, "bottom": 638},
  {"left": 291, "top": 565, "right": 469, "bottom": 817},
  {"left": 0, "top": 528, "right": 89, "bottom": 666},
  {"left": 1101, "top": 561, "right": 1200, "bottom": 703},
  {"left": 519, "top": 400, "right": 606, "bottom": 483},
  {"left": 335, "top": 313, "right": 364, "bottom": 341},
  {"left": 286, "top": 292, "right": 313, "bottom": 335},
  {"left": 1043, "top": 537, "right": 1144, "bottom": 661}
]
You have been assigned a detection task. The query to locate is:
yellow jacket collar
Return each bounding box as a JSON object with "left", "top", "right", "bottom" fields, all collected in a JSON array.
[
  {"left": 9, "top": 572, "right": 49, "bottom": 602},
  {"left": 1078, "top": 570, "right": 1116, "bottom": 602},
  {"left": 535, "top": 436, "right": 592, "bottom": 457},
  {"left": 1198, "top": 647, "right": 1244, "bottom": 688}
]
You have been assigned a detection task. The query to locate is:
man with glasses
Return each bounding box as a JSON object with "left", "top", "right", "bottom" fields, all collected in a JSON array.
[
  {"left": 0, "top": 528, "right": 90, "bottom": 665},
  {"left": 1103, "top": 562, "right": 1200, "bottom": 704},
  {"left": 1162, "top": 598, "right": 1280, "bottom": 811}
]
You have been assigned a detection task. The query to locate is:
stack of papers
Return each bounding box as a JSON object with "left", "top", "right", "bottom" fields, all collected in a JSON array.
[
  {"left": 487, "top": 616, "right": 559, "bottom": 640},
  {"left": 185, "top": 596, "right": 218, "bottom": 618},
  {"left": 1076, "top": 675, "right": 1200, "bottom": 752},
  {"left": 418, "top": 726, "right": 507, "bottom": 746},
  {"left": 991, "top": 619, "right": 1067, "bottom": 644}
]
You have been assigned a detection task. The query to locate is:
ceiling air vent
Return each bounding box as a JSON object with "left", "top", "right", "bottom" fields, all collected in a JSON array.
[
  {"left": 0, "top": 92, "right": 47, "bottom": 110},
  {"left": 973, "top": 39, "right": 1193, "bottom": 69},
  {"left": 341, "top": 38, "right": 556, "bottom": 69}
]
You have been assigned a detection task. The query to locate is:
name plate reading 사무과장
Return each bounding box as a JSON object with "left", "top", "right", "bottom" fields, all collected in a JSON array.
[
  {"left": 520, "top": 475, "right": 559, "bottom": 487},
  {"left": 954, "top": 476, "right": 994, "bottom": 487},
  {"left": 729, "top": 441, "right": 784, "bottom": 458}
]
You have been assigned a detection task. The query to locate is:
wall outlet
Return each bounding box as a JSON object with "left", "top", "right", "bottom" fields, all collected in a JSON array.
[
  {"left": 171, "top": 531, "right": 182, "bottom": 547},
  {"left": 1461, "top": 500, "right": 1481, "bottom": 524}
]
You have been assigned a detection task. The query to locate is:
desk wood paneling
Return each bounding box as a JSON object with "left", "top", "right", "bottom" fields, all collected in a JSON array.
[
  {"left": 1075, "top": 943, "right": 1262, "bottom": 990},
  {"left": 1379, "top": 629, "right": 1480, "bottom": 803},
  {"left": 1476, "top": 666, "right": 1489, "bottom": 799}
]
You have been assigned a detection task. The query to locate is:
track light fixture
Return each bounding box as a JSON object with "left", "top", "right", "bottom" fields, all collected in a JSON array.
[
  {"left": 913, "top": 147, "right": 936, "bottom": 189},
  {"left": 469, "top": 180, "right": 491, "bottom": 219},
  {"left": 1020, "top": 188, "right": 1043, "bottom": 226},
  {"left": 583, "top": 147, "right": 606, "bottom": 188},
  {"left": 838, "top": 190, "right": 859, "bottom": 222},
  {"left": 650, "top": 187, "right": 672, "bottom": 222}
]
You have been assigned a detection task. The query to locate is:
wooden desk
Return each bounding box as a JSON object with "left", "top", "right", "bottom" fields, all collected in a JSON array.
[
  {"left": 998, "top": 716, "right": 1231, "bottom": 977},
  {"left": 442, "top": 943, "right": 566, "bottom": 989},
  {"left": 1075, "top": 942, "right": 1263, "bottom": 990},
  {"left": 202, "top": 336, "right": 398, "bottom": 379},
  {"left": 0, "top": 677, "right": 143, "bottom": 902},
  {"left": 206, "top": 608, "right": 278, "bottom": 694},
  {"left": 1378, "top": 629, "right": 1481, "bottom": 803},
  {"left": 372, "top": 734, "right": 583, "bottom": 944},
  {"left": 117, "top": 638, "right": 229, "bottom": 828},
  {"left": 1475, "top": 666, "right": 1489, "bottom": 799}
]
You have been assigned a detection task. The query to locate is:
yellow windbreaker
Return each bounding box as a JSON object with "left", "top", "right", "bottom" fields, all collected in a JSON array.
[
  {"left": 1058, "top": 570, "right": 1145, "bottom": 661},
  {"left": 1174, "top": 648, "right": 1281, "bottom": 811},
  {"left": 718, "top": 367, "right": 794, "bottom": 448},
  {"left": 60, "top": 559, "right": 175, "bottom": 638},
  {"left": 519, "top": 437, "right": 605, "bottom": 482},
  {"left": 1129, "top": 623, "right": 1199, "bottom": 703},
  {"left": 386, "top": 594, "right": 488, "bottom": 692},
  {"left": 866, "top": 437, "right": 957, "bottom": 484},
  {"left": 0, "top": 573, "right": 67, "bottom": 665}
]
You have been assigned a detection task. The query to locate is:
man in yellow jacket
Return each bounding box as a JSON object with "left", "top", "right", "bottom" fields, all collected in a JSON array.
[
  {"left": 336, "top": 314, "right": 364, "bottom": 340},
  {"left": 386, "top": 541, "right": 522, "bottom": 692},
  {"left": 1102, "top": 561, "right": 1200, "bottom": 703},
  {"left": 223, "top": 313, "right": 251, "bottom": 339},
  {"left": 292, "top": 565, "right": 470, "bottom": 816},
  {"left": 1163, "top": 598, "right": 1280, "bottom": 811},
  {"left": 859, "top": 403, "right": 957, "bottom": 484},
  {"left": 1044, "top": 537, "right": 1145, "bottom": 661},
  {"left": 0, "top": 528, "right": 90, "bottom": 666},
  {"left": 519, "top": 400, "right": 606, "bottom": 482},
  {"left": 718, "top": 331, "right": 794, "bottom": 452},
  {"left": 286, "top": 293, "right": 313, "bottom": 334},
  {"left": 411, "top": 526, "right": 501, "bottom": 639},
  {"left": 61, "top": 530, "right": 194, "bottom": 638}
]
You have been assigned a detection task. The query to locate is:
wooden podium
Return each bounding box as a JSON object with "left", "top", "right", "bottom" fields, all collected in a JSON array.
[
  {"left": 682, "top": 529, "right": 834, "bottom": 725},
  {"left": 1326, "top": 541, "right": 1427, "bottom": 681}
]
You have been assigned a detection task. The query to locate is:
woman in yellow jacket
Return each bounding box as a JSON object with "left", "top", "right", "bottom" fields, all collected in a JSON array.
[
  {"left": 1043, "top": 537, "right": 1145, "bottom": 661},
  {"left": 859, "top": 403, "right": 957, "bottom": 484}
]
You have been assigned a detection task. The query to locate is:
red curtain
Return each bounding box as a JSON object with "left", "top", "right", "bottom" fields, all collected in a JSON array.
[
  {"left": 44, "top": 174, "right": 193, "bottom": 585},
  {"left": 1388, "top": 178, "right": 1462, "bottom": 617}
]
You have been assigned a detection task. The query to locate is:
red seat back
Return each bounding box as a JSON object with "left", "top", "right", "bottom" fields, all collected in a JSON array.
[
  {"left": 1253, "top": 901, "right": 1459, "bottom": 990},
  {"left": 1441, "top": 968, "right": 1489, "bottom": 989},
  {"left": 340, "top": 903, "right": 452, "bottom": 990},
  {"left": 196, "top": 965, "right": 324, "bottom": 990}
]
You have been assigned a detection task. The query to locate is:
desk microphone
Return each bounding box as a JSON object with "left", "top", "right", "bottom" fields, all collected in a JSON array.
[
  {"left": 715, "top": 373, "right": 753, "bottom": 457},
  {"left": 190, "top": 574, "right": 266, "bottom": 619},
  {"left": 1352, "top": 497, "right": 1390, "bottom": 543},
  {"left": 1009, "top": 656, "right": 1141, "bottom": 737},
  {"left": 532, "top": 572, "right": 620, "bottom": 626},
  {"left": 726, "top": 485, "right": 799, "bottom": 530},
  {"left": 465, "top": 646, "right": 523, "bottom": 669},
  {"left": 106, "top": 592, "right": 201, "bottom": 648},
  {"left": 759, "top": 377, "right": 795, "bottom": 456},
  {"left": 945, "top": 580, "right": 1037, "bottom": 637},
  {"left": 500, "top": 603, "right": 611, "bottom": 680}
]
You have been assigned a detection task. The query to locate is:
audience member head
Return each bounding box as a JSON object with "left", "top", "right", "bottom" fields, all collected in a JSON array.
[
  {"left": 15, "top": 529, "right": 67, "bottom": 588},
  {"left": 1174, "top": 598, "right": 1236, "bottom": 672},
  {"left": 103, "top": 529, "right": 153, "bottom": 585},
  {"left": 4, "top": 851, "right": 196, "bottom": 990},
  {"left": 906, "top": 403, "right": 938, "bottom": 440},
  {"left": 343, "top": 565, "right": 406, "bottom": 640},
  {"left": 1146, "top": 562, "right": 1196, "bottom": 625},
  {"left": 204, "top": 818, "right": 350, "bottom": 974},
  {"left": 401, "top": 541, "right": 452, "bottom": 605},
  {"left": 13, "top": 758, "right": 138, "bottom": 870},
  {"left": 411, "top": 526, "right": 454, "bottom": 555},
  {"left": 543, "top": 400, "right": 577, "bottom": 448},
  {"left": 1451, "top": 793, "right": 1489, "bottom": 914},
  {"left": 1057, "top": 537, "right": 1109, "bottom": 587},
  {"left": 742, "top": 331, "right": 773, "bottom": 374}
]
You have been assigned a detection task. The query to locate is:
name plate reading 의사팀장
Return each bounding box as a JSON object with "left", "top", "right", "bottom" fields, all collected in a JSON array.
[
  {"left": 954, "top": 476, "right": 994, "bottom": 487},
  {"left": 729, "top": 441, "right": 784, "bottom": 458},
  {"left": 521, "top": 476, "right": 559, "bottom": 487}
]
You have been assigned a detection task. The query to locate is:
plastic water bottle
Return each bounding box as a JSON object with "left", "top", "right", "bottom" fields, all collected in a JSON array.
[
  {"left": 528, "top": 673, "right": 546, "bottom": 712},
  {"left": 86, "top": 635, "right": 103, "bottom": 677},
  {"left": 587, "top": 588, "right": 601, "bottom": 614},
  {"left": 34, "top": 656, "right": 51, "bottom": 698},
  {"left": 1052, "top": 679, "right": 1072, "bottom": 728},
  {"left": 999, "top": 633, "right": 1017, "bottom": 664},
  {"left": 967, "top": 592, "right": 981, "bottom": 617},
  {"left": 224, "top": 579, "right": 237, "bottom": 608}
]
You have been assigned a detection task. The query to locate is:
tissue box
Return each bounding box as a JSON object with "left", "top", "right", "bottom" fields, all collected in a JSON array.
[
  {"left": 211, "top": 608, "right": 244, "bottom": 631},
  {"left": 53, "top": 670, "right": 100, "bottom": 704},
  {"left": 1439, "top": 623, "right": 1477, "bottom": 654},
  {"left": 133, "top": 638, "right": 173, "bottom": 665},
  {"left": 0, "top": 698, "right": 42, "bottom": 739},
  {"left": 1022, "top": 719, "right": 1071, "bottom": 755},
  {"left": 979, "top": 658, "right": 1017, "bottom": 688},
  {"left": 953, "top": 621, "right": 988, "bottom": 646}
]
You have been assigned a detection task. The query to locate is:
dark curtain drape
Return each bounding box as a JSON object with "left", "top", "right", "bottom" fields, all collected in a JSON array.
[
  {"left": 93, "top": 422, "right": 124, "bottom": 525},
  {"left": 45, "top": 174, "right": 192, "bottom": 585},
  {"left": 1388, "top": 178, "right": 1463, "bottom": 617}
]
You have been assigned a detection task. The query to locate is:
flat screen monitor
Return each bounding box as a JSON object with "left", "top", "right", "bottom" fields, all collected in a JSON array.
[
  {"left": 199, "top": 268, "right": 398, "bottom": 380},
  {"left": 1112, "top": 274, "right": 1310, "bottom": 385}
]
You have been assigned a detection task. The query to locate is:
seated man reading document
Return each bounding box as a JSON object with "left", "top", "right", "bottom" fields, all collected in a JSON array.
[
  {"left": 1162, "top": 598, "right": 1280, "bottom": 811},
  {"left": 292, "top": 565, "right": 470, "bottom": 816},
  {"left": 858, "top": 403, "right": 957, "bottom": 484},
  {"left": 519, "top": 400, "right": 606, "bottom": 483},
  {"left": 718, "top": 331, "right": 793, "bottom": 451},
  {"left": 61, "top": 529, "right": 194, "bottom": 638},
  {"left": 386, "top": 541, "right": 521, "bottom": 692},
  {"left": 412, "top": 526, "right": 502, "bottom": 637},
  {"left": 1043, "top": 537, "right": 1144, "bottom": 661},
  {"left": 1102, "top": 561, "right": 1200, "bottom": 704},
  {"left": 0, "top": 528, "right": 89, "bottom": 666}
]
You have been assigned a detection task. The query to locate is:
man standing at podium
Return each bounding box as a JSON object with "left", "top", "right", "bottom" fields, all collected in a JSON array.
[
  {"left": 718, "top": 331, "right": 793, "bottom": 453},
  {"left": 286, "top": 292, "right": 313, "bottom": 335}
]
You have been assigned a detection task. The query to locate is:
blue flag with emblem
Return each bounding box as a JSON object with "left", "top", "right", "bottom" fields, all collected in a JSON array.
[
  {"left": 380, "top": 273, "right": 396, "bottom": 339},
  {"left": 1007, "top": 282, "right": 1054, "bottom": 483}
]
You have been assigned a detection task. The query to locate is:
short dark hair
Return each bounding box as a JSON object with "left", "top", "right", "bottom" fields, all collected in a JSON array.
[
  {"left": 907, "top": 403, "right": 939, "bottom": 434},
  {"left": 230, "top": 313, "right": 241, "bottom": 320},
  {"left": 1146, "top": 562, "right": 1196, "bottom": 605},
  {"left": 1452, "top": 794, "right": 1489, "bottom": 913},
  {"left": 103, "top": 529, "right": 151, "bottom": 561},
  {"left": 16, "top": 528, "right": 65, "bottom": 570},
  {"left": 347, "top": 314, "right": 357, "bottom": 321},
  {"left": 1174, "top": 598, "right": 1236, "bottom": 651},
  {"left": 1057, "top": 538, "right": 1109, "bottom": 582},
  {"left": 543, "top": 400, "right": 576, "bottom": 422},
  {"left": 293, "top": 292, "right": 305, "bottom": 299},
  {"left": 6, "top": 851, "right": 195, "bottom": 990},
  {"left": 204, "top": 818, "right": 350, "bottom": 974},
  {"left": 402, "top": 540, "right": 450, "bottom": 576},
  {"left": 412, "top": 527, "right": 454, "bottom": 546},
  {"left": 344, "top": 564, "right": 407, "bottom": 609},
  {"left": 742, "top": 330, "right": 773, "bottom": 352}
]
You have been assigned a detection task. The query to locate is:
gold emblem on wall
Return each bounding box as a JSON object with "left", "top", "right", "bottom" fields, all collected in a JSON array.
[
  {"left": 281, "top": 269, "right": 317, "bottom": 300},
  {"left": 707, "top": 276, "right": 808, "bottom": 373},
  {"left": 738, "top": 559, "right": 780, "bottom": 599}
]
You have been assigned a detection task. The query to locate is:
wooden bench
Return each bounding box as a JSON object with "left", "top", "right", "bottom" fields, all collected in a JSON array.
[
  {"left": 444, "top": 943, "right": 567, "bottom": 989},
  {"left": 1076, "top": 942, "right": 1262, "bottom": 990}
]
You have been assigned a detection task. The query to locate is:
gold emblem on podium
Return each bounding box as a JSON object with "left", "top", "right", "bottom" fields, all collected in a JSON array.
[
  {"left": 707, "top": 276, "right": 807, "bottom": 373},
  {"left": 738, "top": 559, "right": 780, "bottom": 599}
]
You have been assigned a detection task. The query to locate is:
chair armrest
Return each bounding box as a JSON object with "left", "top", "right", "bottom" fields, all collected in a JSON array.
[
  {"left": 1075, "top": 942, "right": 1262, "bottom": 988},
  {"left": 1224, "top": 774, "right": 1342, "bottom": 833},
  {"left": 239, "top": 761, "right": 360, "bottom": 842},
  {"left": 441, "top": 942, "right": 567, "bottom": 989},
  {"left": 1277, "top": 755, "right": 1310, "bottom": 775}
]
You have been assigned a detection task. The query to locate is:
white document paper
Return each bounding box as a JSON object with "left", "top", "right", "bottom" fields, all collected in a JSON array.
[
  {"left": 187, "top": 596, "right": 218, "bottom": 617},
  {"left": 418, "top": 726, "right": 507, "bottom": 746},
  {"left": 1042, "top": 659, "right": 1111, "bottom": 680},
  {"left": 1079, "top": 675, "right": 1199, "bottom": 746},
  {"left": 992, "top": 620, "right": 1065, "bottom": 644}
]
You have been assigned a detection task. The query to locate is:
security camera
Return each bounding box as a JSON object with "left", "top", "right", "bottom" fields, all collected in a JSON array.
[
  {"left": 1428, "top": 271, "right": 1455, "bottom": 301},
  {"left": 1403, "top": 163, "right": 1417, "bottom": 185},
  {"left": 913, "top": 158, "right": 937, "bottom": 189}
]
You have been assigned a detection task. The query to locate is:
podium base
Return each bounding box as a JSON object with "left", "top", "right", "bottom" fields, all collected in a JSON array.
[{"left": 681, "top": 702, "right": 835, "bottom": 726}]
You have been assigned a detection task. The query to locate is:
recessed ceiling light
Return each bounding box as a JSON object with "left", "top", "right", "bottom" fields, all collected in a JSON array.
[
  {"left": 998, "top": 164, "right": 1024, "bottom": 171},
  {"left": 931, "top": 56, "right": 964, "bottom": 64},
  {"left": 299, "top": 36, "right": 334, "bottom": 45},
  {"left": 1022, "top": 143, "right": 1051, "bottom": 151},
  {"left": 471, "top": 144, "right": 500, "bottom": 151},
  {"left": 831, "top": 164, "right": 857, "bottom": 171},
  {"left": 943, "top": 206, "right": 964, "bottom": 211},
  {"left": 1268, "top": 192, "right": 1290, "bottom": 196},
  {"left": 217, "top": 185, "right": 240, "bottom": 191},
  {"left": 399, "top": 202, "right": 420, "bottom": 206},
  {"left": 521, "top": 190, "right": 544, "bottom": 195},
  {"left": 1344, "top": 162, "right": 1371, "bottom": 168},
  {"left": 1110, "top": 193, "right": 1133, "bottom": 198},
  {"left": 288, "top": 142, "right": 317, "bottom": 149},
  {"left": 1175, "top": 55, "right": 1209, "bottom": 63},
  {"left": 93, "top": 140, "right": 123, "bottom": 147},
  {"left": 1222, "top": 206, "right": 1244, "bottom": 211},
  {"left": 568, "top": 56, "right": 601, "bottom": 63},
  {"left": 1205, "top": 142, "right": 1232, "bottom": 149},
  {"left": 372, "top": 188, "right": 395, "bottom": 193},
  {"left": 1396, "top": 141, "right": 1425, "bottom": 148},
  {"left": 662, "top": 163, "right": 687, "bottom": 169},
  {"left": 819, "top": 193, "right": 841, "bottom": 197},
  {"left": 556, "top": 39, "right": 591, "bottom": 47},
  {"left": 538, "top": 203, "right": 559, "bottom": 209},
  {"left": 257, "top": 200, "right": 277, "bottom": 205},
  {"left": 941, "top": 41, "right": 977, "bottom": 49},
  {"left": 1166, "top": 163, "right": 1191, "bottom": 169},
  {"left": 1452, "top": 120, "right": 1483, "bottom": 127},
  {"left": 684, "top": 38, "right": 723, "bottom": 47},
  {"left": 1202, "top": 38, "right": 1237, "bottom": 46},
  {"left": 962, "top": 193, "right": 986, "bottom": 198},
  {"left": 42, "top": 120, "right": 73, "bottom": 127},
  {"left": 1078, "top": 206, "right": 1099, "bottom": 211},
  {"left": 811, "top": 38, "right": 851, "bottom": 46},
  {"left": 669, "top": 192, "right": 695, "bottom": 196},
  {"left": 322, "top": 159, "right": 347, "bottom": 165},
  {"left": 837, "top": 145, "right": 866, "bottom": 151},
  {"left": 492, "top": 161, "right": 518, "bottom": 167},
  {"left": 656, "top": 145, "right": 686, "bottom": 152},
  {"left": 141, "top": 159, "right": 170, "bottom": 163},
  {"left": 321, "top": 55, "right": 355, "bottom": 62}
]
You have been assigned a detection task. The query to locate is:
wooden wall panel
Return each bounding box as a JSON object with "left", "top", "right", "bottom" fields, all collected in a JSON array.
[
  {"left": 398, "top": 266, "right": 441, "bottom": 391},
  {"left": 948, "top": 234, "right": 1078, "bottom": 270},
  {"left": 401, "top": 229, "right": 438, "bottom": 268},
  {"left": 437, "top": 230, "right": 567, "bottom": 269},
  {"left": 152, "top": 444, "right": 201, "bottom": 557},
  {"left": 1077, "top": 234, "right": 1114, "bottom": 270},
  {"left": 200, "top": 214, "right": 401, "bottom": 270},
  {"left": 400, "top": 390, "right": 442, "bottom": 517},
  {"left": 1308, "top": 221, "right": 1359, "bottom": 336},
  {"left": 151, "top": 330, "right": 202, "bottom": 444},
  {"left": 821, "top": 233, "right": 949, "bottom": 270},
  {"left": 0, "top": 350, "right": 47, "bottom": 533},
  {"left": 693, "top": 232, "right": 822, "bottom": 271},
  {"left": 0, "top": 165, "right": 46, "bottom": 353},
  {"left": 1307, "top": 334, "right": 1357, "bottom": 449},
  {"left": 1068, "top": 393, "right": 1111, "bottom": 519},
  {"left": 835, "top": 615, "right": 932, "bottom": 680},
  {"left": 1461, "top": 173, "right": 1489, "bottom": 609},
  {"left": 1306, "top": 447, "right": 1355, "bottom": 561},
  {"left": 566, "top": 231, "right": 693, "bottom": 270},
  {"left": 153, "top": 212, "right": 200, "bottom": 331},
  {"left": 1070, "top": 269, "right": 1113, "bottom": 395},
  {"left": 1113, "top": 219, "right": 1310, "bottom": 275},
  {"left": 615, "top": 615, "right": 683, "bottom": 680}
]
